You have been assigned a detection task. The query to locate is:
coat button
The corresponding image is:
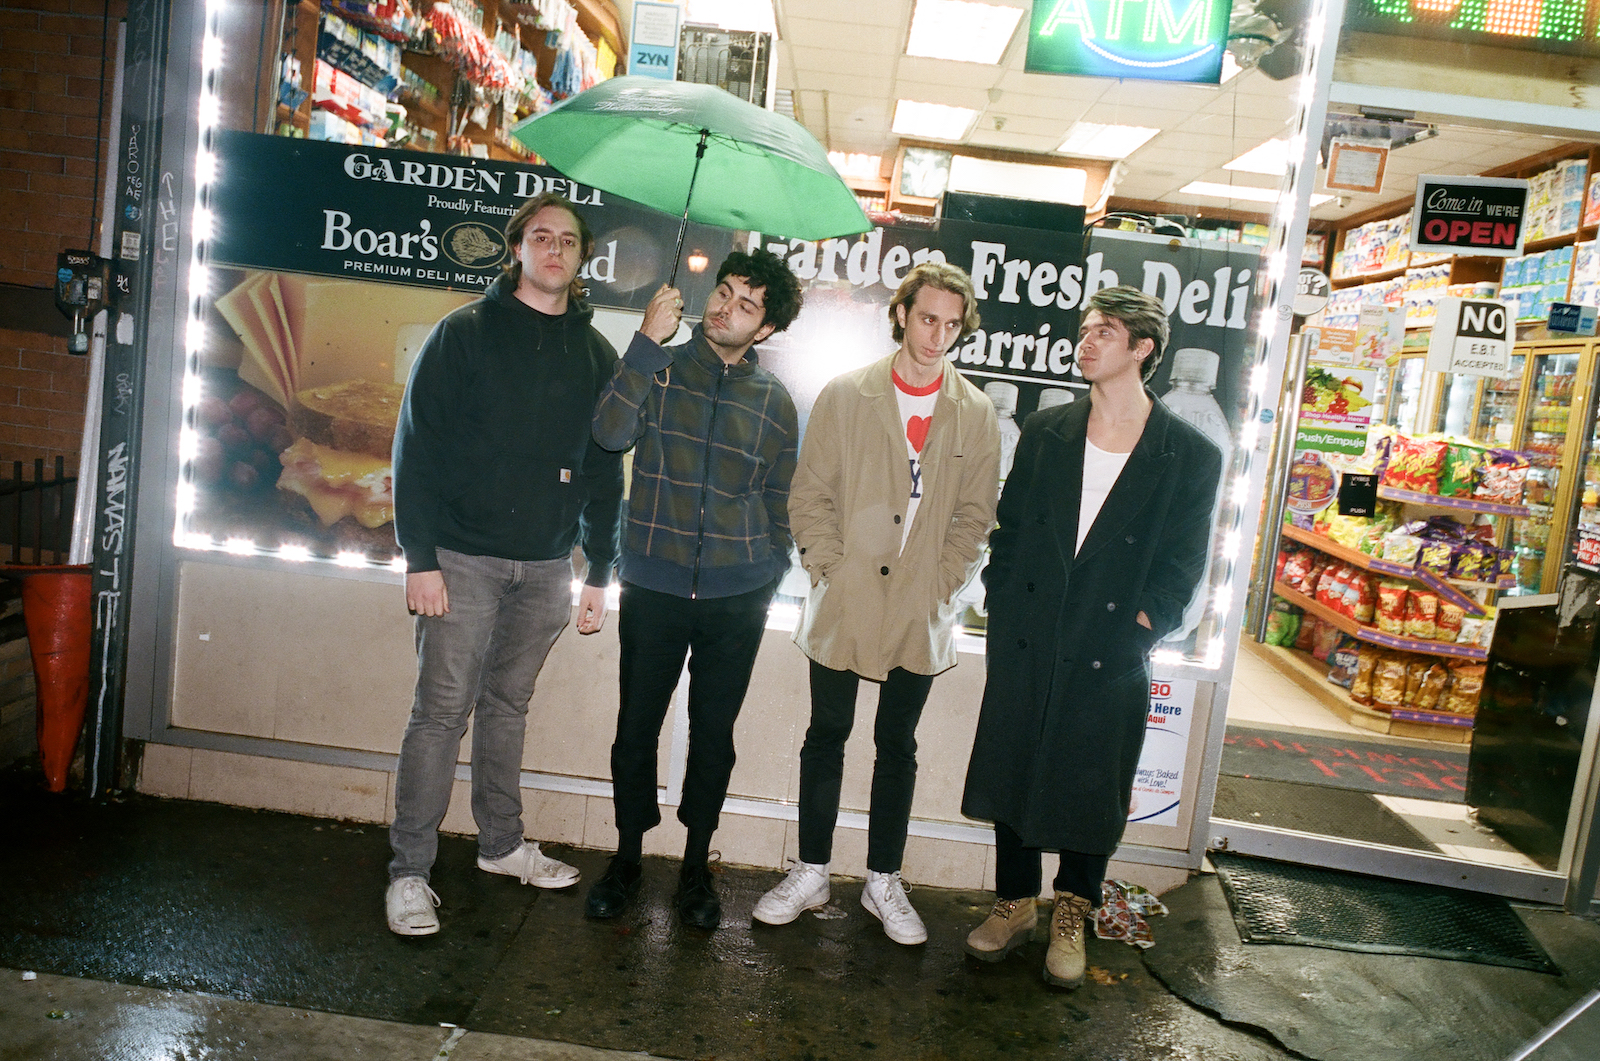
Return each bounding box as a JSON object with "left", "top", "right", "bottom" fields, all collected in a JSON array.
[
  {"left": 1026, "top": 582, "right": 1035, "bottom": 592},
  {"left": 1106, "top": 602, "right": 1116, "bottom": 611},
  {"left": 1017, "top": 639, "right": 1028, "bottom": 649},
  {"left": 880, "top": 566, "right": 890, "bottom": 575},
  {"left": 1091, "top": 660, "right": 1102, "bottom": 669},
  {"left": 1126, "top": 535, "right": 1136, "bottom": 544},
  {"left": 893, "top": 514, "right": 901, "bottom": 524},
  {"left": 1036, "top": 515, "right": 1047, "bottom": 525},
  {"left": 799, "top": 547, "right": 806, "bottom": 555}
]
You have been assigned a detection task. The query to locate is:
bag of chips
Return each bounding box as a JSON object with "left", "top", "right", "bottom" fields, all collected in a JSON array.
[
  {"left": 1312, "top": 620, "right": 1345, "bottom": 661},
  {"left": 1327, "top": 637, "right": 1361, "bottom": 688},
  {"left": 1436, "top": 600, "right": 1465, "bottom": 642},
  {"left": 1416, "top": 663, "right": 1451, "bottom": 711},
  {"left": 1417, "top": 539, "right": 1455, "bottom": 578},
  {"left": 1264, "top": 598, "right": 1301, "bottom": 646},
  {"left": 1382, "top": 435, "right": 1449, "bottom": 493},
  {"left": 1295, "top": 613, "right": 1320, "bottom": 652},
  {"left": 1437, "top": 441, "right": 1483, "bottom": 498},
  {"left": 1373, "top": 655, "right": 1409, "bottom": 707},
  {"left": 1475, "top": 449, "right": 1530, "bottom": 506},
  {"left": 1353, "top": 574, "right": 1378, "bottom": 624},
  {"left": 1403, "top": 658, "right": 1430, "bottom": 703},
  {"left": 1281, "top": 549, "right": 1314, "bottom": 591},
  {"left": 1350, "top": 645, "right": 1380, "bottom": 704},
  {"left": 1380, "top": 530, "right": 1425, "bottom": 567},
  {"left": 1404, "top": 589, "right": 1438, "bottom": 640},
  {"left": 1376, "top": 580, "right": 1409, "bottom": 634},
  {"left": 1445, "top": 663, "right": 1486, "bottom": 714}
]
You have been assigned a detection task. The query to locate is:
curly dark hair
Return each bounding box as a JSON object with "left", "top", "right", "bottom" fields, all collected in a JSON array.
[{"left": 715, "top": 248, "right": 804, "bottom": 333}]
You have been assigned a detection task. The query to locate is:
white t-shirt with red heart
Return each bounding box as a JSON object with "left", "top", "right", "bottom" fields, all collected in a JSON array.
[{"left": 893, "top": 369, "right": 939, "bottom": 553}]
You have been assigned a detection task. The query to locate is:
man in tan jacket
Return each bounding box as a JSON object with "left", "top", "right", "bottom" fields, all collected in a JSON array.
[{"left": 753, "top": 263, "right": 1000, "bottom": 945}]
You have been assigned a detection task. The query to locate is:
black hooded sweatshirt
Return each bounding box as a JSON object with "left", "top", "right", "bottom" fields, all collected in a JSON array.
[{"left": 392, "top": 272, "right": 623, "bottom": 585}]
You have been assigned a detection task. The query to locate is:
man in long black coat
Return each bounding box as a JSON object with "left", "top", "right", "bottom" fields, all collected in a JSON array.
[{"left": 961, "top": 285, "right": 1222, "bottom": 989}]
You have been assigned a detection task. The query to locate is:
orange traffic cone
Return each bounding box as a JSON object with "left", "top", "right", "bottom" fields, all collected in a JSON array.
[{"left": 11, "top": 565, "right": 92, "bottom": 792}]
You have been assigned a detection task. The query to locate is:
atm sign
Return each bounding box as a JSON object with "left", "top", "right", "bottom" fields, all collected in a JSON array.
[{"left": 1025, "top": 0, "right": 1231, "bottom": 84}]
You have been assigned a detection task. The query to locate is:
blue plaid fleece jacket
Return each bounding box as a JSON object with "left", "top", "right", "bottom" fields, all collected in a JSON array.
[{"left": 591, "top": 325, "right": 797, "bottom": 599}]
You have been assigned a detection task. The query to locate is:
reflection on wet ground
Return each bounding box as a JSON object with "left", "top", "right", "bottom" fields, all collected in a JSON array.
[{"left": 1, "top": 769, "right": 1596, "bottom": 1060}]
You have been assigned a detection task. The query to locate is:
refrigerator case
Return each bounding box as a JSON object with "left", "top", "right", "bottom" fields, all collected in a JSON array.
[
  {"left": 1432, "top": 371, "right": 1481, "bottom": 436},
  {"left": 1512, "top": 341, "right": 1598, "bottom": 595},
  {"left": 1385, "top": 353, "right": 1426, "bottom": 432},
  {"left": 1471, "top": 352, "right": 1526, "bottom": 446}
]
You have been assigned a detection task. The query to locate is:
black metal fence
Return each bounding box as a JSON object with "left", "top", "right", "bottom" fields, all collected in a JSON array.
[{"left": 1, "top": 458, "right": 76, "bottom": 566}]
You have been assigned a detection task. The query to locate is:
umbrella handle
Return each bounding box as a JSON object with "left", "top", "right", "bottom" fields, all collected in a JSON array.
[{"left": 668, "top": 129, "right": 711, "bottom": 291}]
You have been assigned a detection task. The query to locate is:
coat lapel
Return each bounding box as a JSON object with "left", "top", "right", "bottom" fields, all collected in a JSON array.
[{"left": 1074, "top": 394, "right": 1175, "bottom": 566}]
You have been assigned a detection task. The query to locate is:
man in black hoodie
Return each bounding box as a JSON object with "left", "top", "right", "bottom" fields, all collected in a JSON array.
[{"left": 385, "top": 193, "right": 623, "bottom": 937}]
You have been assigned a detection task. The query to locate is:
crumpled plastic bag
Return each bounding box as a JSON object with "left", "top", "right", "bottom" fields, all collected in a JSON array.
[{"left": 1094, "top": 880, "right": 1168, "bottom": 949}]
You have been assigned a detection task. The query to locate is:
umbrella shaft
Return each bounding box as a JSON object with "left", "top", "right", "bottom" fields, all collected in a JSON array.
[{"left": 669, "top": 130, "right": 712, "bottom": 291}]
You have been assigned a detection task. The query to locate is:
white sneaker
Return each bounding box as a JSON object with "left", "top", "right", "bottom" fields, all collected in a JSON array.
[
  {"left": 861, "top": 870, "right": 927, "bottom": 945},
  {"left": 386, "top": 876, "right": 440, "bottom": 936},
  {"left": 477, "top": 841, "right": 580, "bottom": 889},
  {"left": 752, "top": 861, "right": 831, "bottom": 925}
]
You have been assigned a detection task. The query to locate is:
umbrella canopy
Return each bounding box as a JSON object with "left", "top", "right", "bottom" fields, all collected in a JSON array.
[{"left": 511, "top": 76, "right": 871, "bottom": 243}]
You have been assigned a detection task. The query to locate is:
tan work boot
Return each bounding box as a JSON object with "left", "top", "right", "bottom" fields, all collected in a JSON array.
[
  {"left": 1043, "top": 891, "right": 1093, "bottom": 988},
  {"left": 964, "top": 896, "right": 1037, "bottom": 962}
]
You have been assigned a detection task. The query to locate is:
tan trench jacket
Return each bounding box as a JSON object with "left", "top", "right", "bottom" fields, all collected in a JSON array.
[{"left": 790, "top": 355, "right": 1000, "bottom": 680}]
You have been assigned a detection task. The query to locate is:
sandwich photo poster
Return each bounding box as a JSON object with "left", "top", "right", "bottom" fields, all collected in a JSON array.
[{"left": 196, "top": 131, "right": 736, "bottom": 563}]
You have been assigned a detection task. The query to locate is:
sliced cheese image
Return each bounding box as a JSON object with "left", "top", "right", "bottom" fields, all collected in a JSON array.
[
  {"left": 216, "top": 272, "right": 290, "bottom": 407},
  {"left": 297, "top": 279, "right": 474, "bottom": 389}
]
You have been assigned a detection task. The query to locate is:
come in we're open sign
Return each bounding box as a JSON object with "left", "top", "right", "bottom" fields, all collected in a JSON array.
[{"left": 1409, "top": 174, "right": 1529, "bottom": 258}]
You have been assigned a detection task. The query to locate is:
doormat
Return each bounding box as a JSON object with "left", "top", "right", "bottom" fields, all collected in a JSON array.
[
  {"left": 1212, "top": 775, "right": 1437, "bottom": 852},
  {"left": 1222, "top": 723, "right": 1467, "bottom": 803},
  {"left": 1210, "top": 852, "right": 1559, "bottom": 974}
]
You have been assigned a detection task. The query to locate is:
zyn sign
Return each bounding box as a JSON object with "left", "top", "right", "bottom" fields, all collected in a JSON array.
[{"left": 1025, "top": 0, "right": 1231, "bottom": 84}]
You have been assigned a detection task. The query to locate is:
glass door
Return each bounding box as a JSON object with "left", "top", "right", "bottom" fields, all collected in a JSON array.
[
  {"left": 1433, "top": 372, "right": 1481, "bottom": 436},
  {"left": 1385, "top": 354, "right": 1426, "bottom": 432},
  {"left": 1472, "top": 354, "right": 1526, "bottom": 446},
  {"left": 1514, "top": 346, "right": 1584, "bottom": 594}
]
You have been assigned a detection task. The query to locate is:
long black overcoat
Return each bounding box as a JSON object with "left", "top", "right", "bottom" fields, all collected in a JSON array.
[{"left": 961, "top": 390, "right": 1223, "bottom": 855}]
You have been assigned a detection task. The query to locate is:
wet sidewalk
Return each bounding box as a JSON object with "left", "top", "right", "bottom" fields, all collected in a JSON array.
[{"left": 1, "top": 766, "right": 1597, "bottom": 1061}]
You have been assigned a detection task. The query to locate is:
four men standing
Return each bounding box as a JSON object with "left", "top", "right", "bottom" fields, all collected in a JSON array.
[{"left": 387, "top": 194, "right": 1222, "bottom": 977}]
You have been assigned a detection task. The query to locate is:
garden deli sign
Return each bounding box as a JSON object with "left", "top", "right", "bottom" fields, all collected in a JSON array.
[
  {"left": 1026, "top": 0, "right": 1230, "bottom": 84},
  {"left": 1409, "top": 174, "right": 1528, "bottom": 257}
]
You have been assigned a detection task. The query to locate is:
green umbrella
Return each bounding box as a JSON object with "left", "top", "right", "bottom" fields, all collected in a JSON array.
[{"left": 511, "top": 76, "right": 871, "bottom": 285}]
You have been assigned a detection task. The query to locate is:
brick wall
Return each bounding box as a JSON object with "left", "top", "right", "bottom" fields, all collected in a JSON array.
[{"left": 0, "top": 0, "right": 126, "bottom": 475}]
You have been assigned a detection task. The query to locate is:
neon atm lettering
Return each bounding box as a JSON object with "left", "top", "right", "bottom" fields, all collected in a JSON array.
[{"left": 1037, "top": 0, "right": 1218, "bottom": 47}]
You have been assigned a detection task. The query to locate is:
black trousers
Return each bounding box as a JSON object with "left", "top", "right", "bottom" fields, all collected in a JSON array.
[
  {"left": 611, "top": 580, "right": 775, "bottom": 842},
  {"left": 797, "top": 660, "right": 935, "bottom": 873},
  {"left": 993, "top": 821, "right": 1108, "bottom": 906}
]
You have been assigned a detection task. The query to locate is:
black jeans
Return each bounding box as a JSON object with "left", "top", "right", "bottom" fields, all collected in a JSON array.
[
  {"left": 797, "top": 660, "right": 935, "bottom": 873},
  {"left": 993, "top": 821, "right": 1108, "bottom": 906},
  {"left": 611, "top": 580, "right": 775, "bottom": 842}
]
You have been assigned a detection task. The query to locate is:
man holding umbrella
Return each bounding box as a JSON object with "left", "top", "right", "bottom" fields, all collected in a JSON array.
[{"left": 587, "top": 248, "right": 803, "bottom": 929}]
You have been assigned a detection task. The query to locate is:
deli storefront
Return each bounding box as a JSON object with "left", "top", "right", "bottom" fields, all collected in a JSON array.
[{"left": 90, "top": 0, "right": 1600, "bottom": 910}]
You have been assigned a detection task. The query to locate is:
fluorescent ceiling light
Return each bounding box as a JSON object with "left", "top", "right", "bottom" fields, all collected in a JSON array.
[
  {"left": 1225, "top": 139, "right": 1292, "bottom": 176},
  {"left": 1058, "top": 122, "right": 1160, "bottom": 161},
  {"left": 949, "top": 155, "right": 1087, "bottom": 204},
  {"left": 684, "top": 0, "right": 776, "bottom": 33},
  {"left": 1179, "top": 180, "right": 1333, "bottom": 206},
  {"left": 906, "top": 0, "right": 1024, "bottom": 64},
  {"left": 893, "top": 99, "right": 978, "bottom": 141},
  {"left": 828, "top": 151, "right": 883, "bottom": 179}
]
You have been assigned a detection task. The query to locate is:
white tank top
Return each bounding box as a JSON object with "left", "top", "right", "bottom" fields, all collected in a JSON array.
[{"left": 1077, "top": 439, "right": 1130, "bottom": 555}]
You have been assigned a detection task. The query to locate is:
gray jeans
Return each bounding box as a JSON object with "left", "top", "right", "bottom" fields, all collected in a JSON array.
[{"left": 388, "top": 549, "right": 571, "bottom": 882}]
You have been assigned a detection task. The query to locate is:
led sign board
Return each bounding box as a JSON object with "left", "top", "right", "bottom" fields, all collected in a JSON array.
[
  {"left": 1025, "top": 0, "right": 1231, "bottom": 84},
  {"left": 1348, "top": 0, "right": 1600, "bottom": 57}
]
